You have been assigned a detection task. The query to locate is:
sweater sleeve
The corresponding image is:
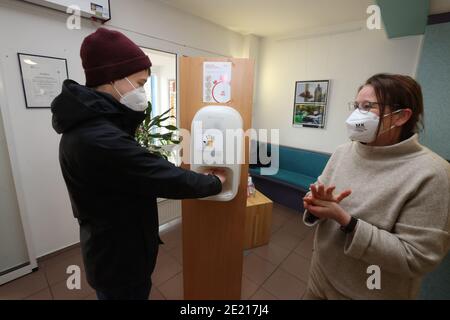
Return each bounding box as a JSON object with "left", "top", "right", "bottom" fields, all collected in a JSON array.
[{"left": 343, "top": 165, "right": 450, "bottom": 278}]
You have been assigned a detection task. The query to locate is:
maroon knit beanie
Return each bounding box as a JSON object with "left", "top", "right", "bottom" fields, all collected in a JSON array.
[{"left": 80, "top": 28, "right": 152, "bottom": 87}]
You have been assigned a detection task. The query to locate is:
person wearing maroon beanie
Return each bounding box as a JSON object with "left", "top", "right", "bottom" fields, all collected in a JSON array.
[{"left": 51, "top": 28, "right": 225, "bottom": 300}]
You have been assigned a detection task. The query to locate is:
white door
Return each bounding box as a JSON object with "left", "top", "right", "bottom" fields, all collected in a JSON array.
[{"left": 0, "top": 100, "right": 36, "bottom": 286}]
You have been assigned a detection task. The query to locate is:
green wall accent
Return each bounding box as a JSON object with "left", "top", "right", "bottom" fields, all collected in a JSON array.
[
  {"left": 376, "top": 0, "right": 429, "bottom": 38},
  {"left": 419, "top": 253, "right": 450, "bottom": 299},
  {"left": 416, "top": 22, "right": 450, "bottom": 161}
]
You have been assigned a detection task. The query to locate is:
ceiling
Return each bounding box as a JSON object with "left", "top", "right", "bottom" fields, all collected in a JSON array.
[{"left": 158, "top": 0, "right": 450, "bottom": 37}]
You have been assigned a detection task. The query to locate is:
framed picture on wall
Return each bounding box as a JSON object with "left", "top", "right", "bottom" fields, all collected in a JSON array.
[
  {"left": 293, "top": 80, "right": 330, "bottom": 129},
  {"left": 17, "top": 53, "right": 69, "bottom": 109}
]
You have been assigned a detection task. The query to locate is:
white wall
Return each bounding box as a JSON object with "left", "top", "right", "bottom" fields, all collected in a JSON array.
[
  {"left": 0, "top": 0, "right": 246, "bottom": 258},
  {"left": 254, "top": 26, "right": 423, "bottom": 153},
  {"left": 241, "top": 34, "right": 261, "bottom": 125}
]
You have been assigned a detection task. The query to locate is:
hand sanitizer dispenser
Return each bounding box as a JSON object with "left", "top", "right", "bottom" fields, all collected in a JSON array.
[{"left": 191, "top": 106, "right": 244, "bottom": 201}]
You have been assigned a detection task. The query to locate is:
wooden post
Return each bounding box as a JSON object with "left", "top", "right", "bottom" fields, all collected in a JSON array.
[{"left": 180, "top": 57, "right": 254, "bottom": 299}]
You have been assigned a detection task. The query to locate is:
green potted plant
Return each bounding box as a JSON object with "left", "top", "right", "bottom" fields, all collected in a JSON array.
[{"left": 135, "top": 101, "right": 182, "bottom": 161}]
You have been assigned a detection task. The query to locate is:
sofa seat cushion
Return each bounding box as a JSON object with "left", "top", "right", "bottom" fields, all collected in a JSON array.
[{"left": 250, "top": 167, "right": 316, "bottom": 191}]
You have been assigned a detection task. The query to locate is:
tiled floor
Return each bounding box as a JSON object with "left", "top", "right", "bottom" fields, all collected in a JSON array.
[{"left": 0, "top": 203, "right": 314, "bottom": 300}]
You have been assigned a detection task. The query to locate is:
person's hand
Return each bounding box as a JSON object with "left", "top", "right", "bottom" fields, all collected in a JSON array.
[
  {"left": 302, "top": 183, "right": 352, "bottom": 225},
  {"left": 213, "top": 169, "right": 226, "bottom": 184},
  {"left": 303, "top": 198, "right": 351, "bottom": 226},
  {"left": 204, "top": 169, "right": 226, "bottom": 184},
  {"left": 304, "top": 183, "right": 352, "bottom": 204}
]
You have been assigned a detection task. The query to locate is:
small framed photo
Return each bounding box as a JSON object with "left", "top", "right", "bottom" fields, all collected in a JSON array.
[
  {"left": 91, "top": 3, "right": 104, "bottom": 18},
  {"left": 18, "top": 53, "right": 69, "bottom": 109},
  {"left": 293, "top": 80, "right": 330, "bottom": 129},
  {"left": 168, "top": 79, "right": 177, "bottom": 124}
]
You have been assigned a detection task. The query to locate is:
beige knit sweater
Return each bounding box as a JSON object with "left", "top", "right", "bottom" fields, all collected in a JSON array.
[{"left": 303, "top": 134, "right": 450, "bottom": 299}]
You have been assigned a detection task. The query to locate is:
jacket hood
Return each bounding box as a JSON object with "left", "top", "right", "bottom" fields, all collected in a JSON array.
[{"left": 51, "top": 79, "right": 145, "bottom": 134}]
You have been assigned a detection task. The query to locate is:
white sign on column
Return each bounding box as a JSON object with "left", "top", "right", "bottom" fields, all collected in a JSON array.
[{"left": 203, "top": 62, "right": 232, "bottom": 104}]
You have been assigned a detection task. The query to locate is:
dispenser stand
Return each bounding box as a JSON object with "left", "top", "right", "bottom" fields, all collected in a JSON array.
[{"left": 180, "top": 57, "right": 254, "bottom": 299}]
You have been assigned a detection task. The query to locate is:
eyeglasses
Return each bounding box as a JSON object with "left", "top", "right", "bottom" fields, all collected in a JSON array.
[
  {"left": 348, "top": 101, "right": 403, "bottom": 114},
  {"left": 348, "top": 101, "right": 382, "bottom": 114}
]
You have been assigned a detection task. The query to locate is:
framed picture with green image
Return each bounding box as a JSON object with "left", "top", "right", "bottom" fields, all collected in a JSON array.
[{"left": 293, "top": 80, "right": 330, "bottom": 129}]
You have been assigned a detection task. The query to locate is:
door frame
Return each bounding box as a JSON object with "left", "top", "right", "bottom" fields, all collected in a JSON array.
[{"left": 0, "top": 56, "right": 37, "bottom": 286}]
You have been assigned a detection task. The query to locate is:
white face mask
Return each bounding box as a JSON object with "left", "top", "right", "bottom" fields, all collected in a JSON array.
[
  {"left": 346, "top": 109, "right": 403, "bottom": 143},
  {"left": 113, "top": 77, "right": 148, "bottom": 112}
]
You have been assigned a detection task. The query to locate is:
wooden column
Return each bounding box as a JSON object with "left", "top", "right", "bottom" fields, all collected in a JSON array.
[{"left": 180, "top": 57, "right": 254, "bottom": 300}]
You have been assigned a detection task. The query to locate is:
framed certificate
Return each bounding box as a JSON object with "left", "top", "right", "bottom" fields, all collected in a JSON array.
[{"left": 17, "top": 53, "right": 69, "bottom": 109}]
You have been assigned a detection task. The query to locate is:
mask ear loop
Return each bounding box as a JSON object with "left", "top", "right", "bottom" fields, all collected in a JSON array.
[
  {"left": 382, "top": 109, "right": 403, "bottom": 118},
  {"left": 125, "top": 77, "right": 138, "bottom": 90},
  {"left": 111, "top": 81, "right": 124, "bottom": 98},
  {"left": 380, "top": 109, "right": 404, "bottom": 133}
]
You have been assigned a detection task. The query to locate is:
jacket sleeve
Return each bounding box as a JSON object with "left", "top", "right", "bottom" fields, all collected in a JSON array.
[
  {"left": 82, "top": 127, "right": 222, "bottom": 199},
  {"left": 343, "top": 167, "right": 450, "bottom": 278}
]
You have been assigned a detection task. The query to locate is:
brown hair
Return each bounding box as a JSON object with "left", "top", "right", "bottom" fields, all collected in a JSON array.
[{"left": 360, "top": 73, "right": 424, "bottom": 141}]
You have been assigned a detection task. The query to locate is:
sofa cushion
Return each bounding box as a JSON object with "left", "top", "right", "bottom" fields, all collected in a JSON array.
[
  {"left": 273, "top": 169, "right": 317, "bottom": 190},
  {"left": 250, "top": 144, "right": 330, "bottom": 192},
  {"left": 250, "top": 167, "right": 316, "bottom": 191},
  {"left": 279, "top": 146, "right": 329, "bottom": 178},
  {"left": 249, "top": 167, "right": 261, "bottom": 176}
]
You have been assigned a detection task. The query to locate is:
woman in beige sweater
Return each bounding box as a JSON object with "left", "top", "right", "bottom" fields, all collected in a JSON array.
[{"left": 302, "top": 74, "right": 450, "bottom": 300}]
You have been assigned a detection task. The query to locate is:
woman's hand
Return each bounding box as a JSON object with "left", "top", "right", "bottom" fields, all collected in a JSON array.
[
  {"left": 308, "top": 183, "right": 352, "bottom": 203},
  {"left": 303, "top": 198, "right": 352, "bottom": 226},
  {"left": 303, "top": 183, "right": 352, "bottom": 226}
]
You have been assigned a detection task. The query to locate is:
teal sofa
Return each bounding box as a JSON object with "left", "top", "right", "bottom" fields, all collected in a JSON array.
[{"left": 249, "top": 143, "right": 330, "bottom": 210}]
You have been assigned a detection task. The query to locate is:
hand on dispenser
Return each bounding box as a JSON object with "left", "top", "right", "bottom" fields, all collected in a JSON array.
[
  {"left": 213, "top": 169, "right": 227, "bottom": 184},
  {"left": 205, "top": 169, "right": 226, "bottom": 184}
]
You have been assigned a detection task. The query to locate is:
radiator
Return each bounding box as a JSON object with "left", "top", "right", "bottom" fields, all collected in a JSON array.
[{"left": 157, "top": 199, "right": 181, "bottom": 226}]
